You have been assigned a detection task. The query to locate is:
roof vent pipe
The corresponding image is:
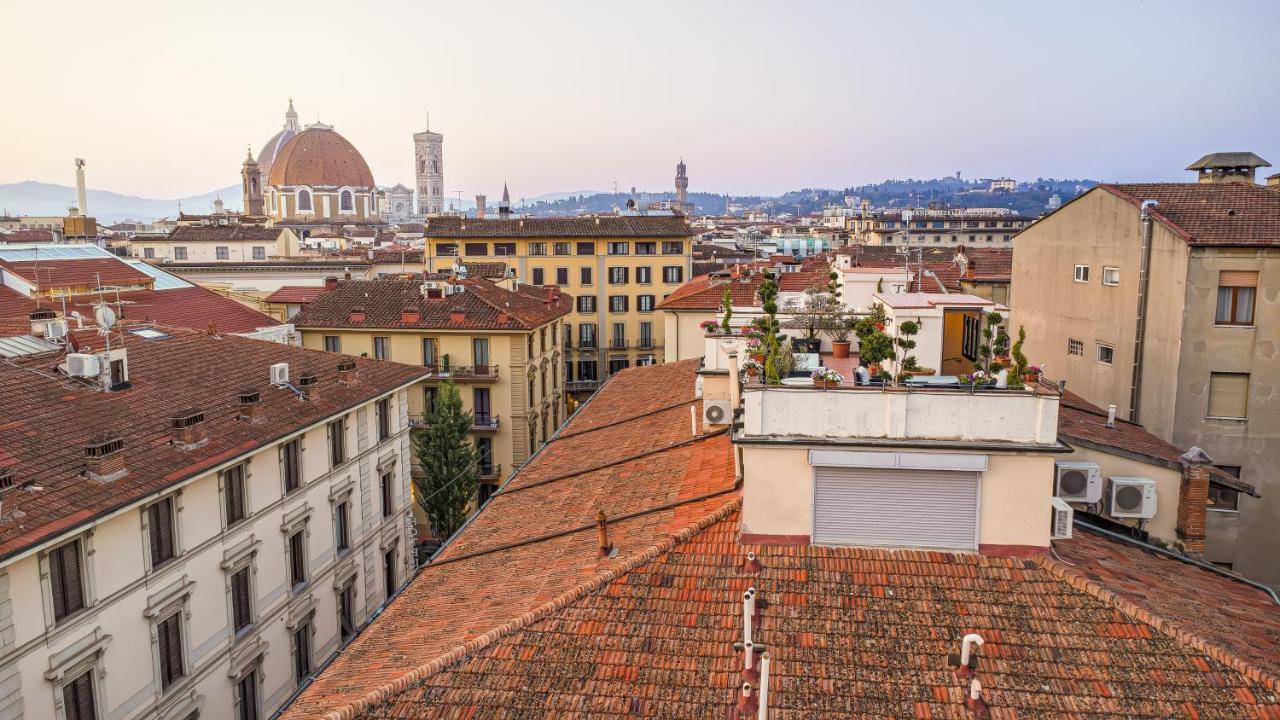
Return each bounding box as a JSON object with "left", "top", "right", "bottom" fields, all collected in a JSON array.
[
  {"left": 1106, "top": 404, "right": 1117, "bottom": 429},
  {"left": 1129, "top": 200, "right": 1158, "bottom": 423},
  {"left": 595, "top": 509, "right": 613, "bottom": 557},
  {"left": 960, "top": 633, "right": 984, "bottom": 667},
  {"left": 756, "top": 652, "right": 771, "bottom": 720},
  {"left": 743, "top": 588, "right": 756, "bottom": 646},
  {"left": 735, "top": 683, "right": 758, "bottom": 716}
]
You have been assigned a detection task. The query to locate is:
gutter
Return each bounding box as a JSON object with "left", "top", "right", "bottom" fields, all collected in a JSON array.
[{"left": 1128, "top": 199, "right": 1157, "bottom": 422}]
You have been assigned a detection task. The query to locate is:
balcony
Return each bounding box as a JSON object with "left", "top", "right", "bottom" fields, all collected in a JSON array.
[
  {"left": 566, "top": 379, "right": 603, "bottom": 393},
  {"left": 478, "top": 463, "right": 502, "bottom": 482},
  {"left": 472, "top": 414, "right": 500, "bottom": 432},
  {"left": 421, "top": 365, "right": 499, "bottom": 382},
  {"left": 609, "top": 337, "right": 628, "bottom": 350}
]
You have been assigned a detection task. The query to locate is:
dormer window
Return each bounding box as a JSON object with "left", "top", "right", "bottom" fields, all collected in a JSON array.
[{"left": 298, "top": 189, "right": 312, "bottom": 212}]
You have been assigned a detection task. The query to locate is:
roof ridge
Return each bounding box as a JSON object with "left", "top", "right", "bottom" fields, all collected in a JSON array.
[
  {"left": 1037, "top": 551, "right": 1280, "bottom": 691},
  {"left": 317, "top": 496, "right": 743, "bottom": 720}
]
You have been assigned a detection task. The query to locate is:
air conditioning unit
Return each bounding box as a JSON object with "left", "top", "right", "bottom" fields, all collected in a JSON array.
[
  {"left": 422, "top": 281, "right": 441, "bottom": 290},
  {"left": 1109, "top": 477, "right": 1157, "bottom": 519},
  {"left": 270, "top": 362, "right": 289, "bottom": 386},
  {"left": 44, "top": 319, "right": 68, "bottom": 340},
  {"left": 703, "top": 399, "right": 732, "bottom": 426},
  {"left": 1050, "top": 497, "right": 1073, "bottom": 540},
  {"left": 66, "top": 353, "right": 100, "bottom": 378},
  {"left": 1054, "top": 461, "right": 1102, "bottom": 504}
]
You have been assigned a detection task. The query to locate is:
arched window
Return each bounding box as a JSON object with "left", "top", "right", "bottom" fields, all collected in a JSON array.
[
  {"left": 418, "top": 159, "right": 425, "bottom": 174},
  {"left": 297, "top": 189, "right": 312, "bottom": 212},
  {"left": 340, "top": 190, "right": 353, "bottom": 212}
]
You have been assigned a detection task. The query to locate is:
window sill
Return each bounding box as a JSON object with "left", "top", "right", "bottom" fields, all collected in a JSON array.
[
  {"left": 1204, "top": 416, "right": 1248, "bottom": 423},
  {"left": 1212, "top": 324, "right": 1255, "bottom": 329},
  {"left": 1206, "top": 507, "right": 1240, "bottom": 514}
]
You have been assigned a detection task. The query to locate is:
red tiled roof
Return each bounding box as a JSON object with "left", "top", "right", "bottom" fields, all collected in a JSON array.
[
  {"left": 264, "top": 285, "right": 327, "bottom": 304},
  {"left": 657, "top": 271, "right": 829, "bottom": 311},
  {"left": 424, "top": 216, "right": 693, "bottom": 238},
  {"left": 369, "top": 248, "right": 425, "bottom": 264},
  {"left": 167, "top": 225, "right": 287, "bottom": 242},
  {"left": 291, "top": 278, "right": 571, "bottom": 330},
  {"left": 0, "top": 328, "right": 426, "bottom": 560},
  {"left": 0, "top": 258, "right": 152, "bottom": 289},
  {"left": 1100, "top": 183, "right": 1280, "bottom": 246},
  {"left": 0, "top": 229, "right": 58, "bottom": 242},
  {"left": 0, "top": 284, "right": 277, "bottom": 335}
]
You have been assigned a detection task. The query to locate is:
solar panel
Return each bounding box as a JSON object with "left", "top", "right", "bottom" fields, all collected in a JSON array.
[
  {"left": 0, "top": 243, "right": 113, "bottom": 262},
  {"left": 121, "top": 260, "right": 192, "bottom": 290},
  {"left": 0, "top": 334, "right": 61, "bottom": 358}
]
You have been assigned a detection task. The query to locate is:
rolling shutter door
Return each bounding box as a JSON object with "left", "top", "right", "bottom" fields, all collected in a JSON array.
[{"left": 813, "top": 468, "right": 978, "bottom": 550}]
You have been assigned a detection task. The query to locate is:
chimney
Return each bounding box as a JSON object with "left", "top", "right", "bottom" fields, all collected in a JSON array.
[
  {"left": 1188, "top": 152, "right": 1271, "bottom": 185},
  {"left": 728, "top": 351, "right": 742, "bottom": 412},
  {"left": 297, "top": 372, "right": 319, "bottom": 401},
  {"left": 84, "top": 436, "right": 126, "bottom": 482},
  {"left": 349, "top": 307, "right": 366, "bottom": 323},
  {"left": 1105, "top": 404, "right": 1117, "bottom": 428},
  {"left": 595, "top": 509, "right": 613, "bottom": 557},
  {"left": 29, "top": 309, "right": 56, "bottom": 336},
  {"left": 756, "top": 653, "right": 771, "bottom": 720},
  {"left": 954, "top": 246, "right": 971, "bottom": 278},
  {"left": 170, "top": 408, "right": 208, "bottom": 448},
  {"left": 449, "top": 311, "right": 465, "bottom": 324},
  {"left": 74, "top": 158, "right": 88, "bottom": 216},
  {"left": 336, "top": 359, "right": 357, "bottom": 384},
  {"left": 325, "top": 276, "right": 339, "bottom": 291},
  {"left": 1177, "top": 446, "right": 1214, "bottom": 556},
  {"left": 1267, "top": 173, "right": 1280, "bottom": 189},
  {"left": 238, "top": 390, "right": 264, "bottom": 423},
  {"left": 401, "top": 306, "right": 421, "bottom": 324}
]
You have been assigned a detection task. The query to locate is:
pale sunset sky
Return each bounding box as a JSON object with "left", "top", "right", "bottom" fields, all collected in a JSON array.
[{"left": 2, "top": 0, "right": 1278, "bottom": 199}]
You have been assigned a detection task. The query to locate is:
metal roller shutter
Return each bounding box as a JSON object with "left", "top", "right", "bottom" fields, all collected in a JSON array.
[{"left": 813, "top": 467, "right": 978, "bottom": 550}]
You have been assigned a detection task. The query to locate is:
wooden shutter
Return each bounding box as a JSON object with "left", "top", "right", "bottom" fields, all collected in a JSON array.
[
  {"left": 290, "top": 532, "right": 305, "bottom": 586},
  {"left": 232, "top": 568, "right": 251, "bottom": 631},
  {"left": 1208, "top": 373, "right": 1249, "bottom": 418},
  {"left": 150, "top": 498, "right": 174, "bottom": 566},
  {"left": 226, "top": 467, "right": 244, "bottom": 524},
  {"left": 158, "top": 613, "right": 183, "bottom": 688},
  {"left": 1219, "top": 270, "right": 1258, "bottom": 287},
  {"left": 237, "top": 670, "right": 258, "bottom": 720},
  {"left": 62, "top": 670, "right": 95, "bottom": 720},
  {"left": 50, "top": 539, "right": 84, "bottom": 620},
  {"left": 813, "top": 467, "right": 978, "bottom": 550}
]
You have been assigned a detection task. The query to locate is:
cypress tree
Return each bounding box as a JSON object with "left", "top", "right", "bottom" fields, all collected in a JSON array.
[{"left": 411, "top": 380, "right": 480, "bottom": 542}]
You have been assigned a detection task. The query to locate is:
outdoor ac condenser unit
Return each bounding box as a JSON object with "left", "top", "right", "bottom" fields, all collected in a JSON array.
[
  {"left": 270, "top": 362, "right": 289, "bottom": 386},
  {"left": 1054, "top": 461, "right": 1102, "bottom": 504},
  {"left": 1050, "top": 497, "right": 1073, "bottom": 540},
  {"left": 1109, "top": 476, "right": 1158, "bottom": 519},
  {"left": 703, "top": 399, "right": 732, "bottom": 426}
]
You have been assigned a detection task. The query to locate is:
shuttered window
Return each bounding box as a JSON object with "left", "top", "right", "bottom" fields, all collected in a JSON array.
[
  {"left": 338, "top": 583, "right": 356, "bottom": 643},
  {"left": 236, "top": 669, "right": 259, "bottom": 720},
  {"left": 293, "top": 622, "right": 312, "bottom": 683},
  {"left": 224, "top": 465, "right": 246, "bottom": 526},
  {"left": 157, "top": 612, "right": 184, "bottom": 689},
  {"left": 380, "top": 472, "right": 393, "bottom": 518},
  {"left": 281, "top": 439, "right": 301, "bottom": 493},
  {"left": 335, "top": 502, "right": 350, "bottom": 553},
  {"left": 328, "top": 418, "right": 346, "bottom": 468},
  {"left": 61, "top": 668, "right": 96, "bottom": 720},
  {"left": 148, "top": 498, "right": 176, "bottom": 569},
  {"left": 49, "top": 539, "right": 85, "bottom": 621},
  {"left": 376, "top": 398, "right": 391, "bottom": 442},
  {"left": 288, "top": 531, "right": 307, "bottom": 589},
  {"left": 813, "top": 468, "right": 978, "bottom": 550},
  {"left": 1216, "top": 270, "right": 1258, "bottom": 325},
  {"left": 231, "top": 567, "right": 253, "bottom": 633},
  {"left": 1207, "top": 372, "right": 1249, "bottom": 418}
]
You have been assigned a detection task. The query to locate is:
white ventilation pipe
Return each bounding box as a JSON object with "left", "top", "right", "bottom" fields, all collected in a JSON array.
[
  {"left": 743, "top": 587, "right": 756, "bottom": 646},
  {"left": 728, "top": 351, "right": 741, "bottom": 410},
  {"left": 757, "top": 652, "right": 771, "bottom": 720},
  {"left": 960, "top": 633, "right": 984, "bottom": 666},
  {"left": 969, "top": 677, "right": 982, "bottom": 701},
  {"left": 743, "top": 640, "right": 755, "bottom": 671},
  {"left": 690, "top": 405, "right": 698, "bottom": 437},
  {"left": 1106, "top": 404, "right": 1117, "bottom": 429}
]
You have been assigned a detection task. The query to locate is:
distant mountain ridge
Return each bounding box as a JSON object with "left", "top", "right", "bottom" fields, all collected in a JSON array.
[{"left": 0, "top": 181, "right": 241, "bottom": 224}]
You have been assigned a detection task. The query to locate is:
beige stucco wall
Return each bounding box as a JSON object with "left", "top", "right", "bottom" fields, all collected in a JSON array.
[
  {"left": 130, "top": 229, "right": 299, "bottom": 264},
  {"left": 663, "top": 310, "right": 716, "bottom": 362},
  {"left": 1061, "top": 446, "right": 1182, "bottom": 545}
]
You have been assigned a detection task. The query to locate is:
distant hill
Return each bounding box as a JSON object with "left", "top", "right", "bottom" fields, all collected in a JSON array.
[{"left": 0, "top": 181, "right": 240, "bottom": 224}]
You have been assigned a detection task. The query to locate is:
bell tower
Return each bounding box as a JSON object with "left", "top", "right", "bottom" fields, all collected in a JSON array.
[
  {"left": 413, "top": 115, "right": 445, "bottom": 215},
  {"left": 242, "top": 148, "right": 264, "bottom": 216}
]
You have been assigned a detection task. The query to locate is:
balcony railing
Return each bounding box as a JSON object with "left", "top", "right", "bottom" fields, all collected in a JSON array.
[
  {"left": 566, "top": 379, "right": 603, "bottom": 393},
  {"left": 422, "top": 365, "right": 499, "bottom": 382},
  {"left": 478, "top": 463, "right": 502, "bottom": 481},
  {"left": 472, "top": 414, "right": 500, "bottom": 432},
  {"left": 609, "top": 337, "right": 627, "bottom": 350}
]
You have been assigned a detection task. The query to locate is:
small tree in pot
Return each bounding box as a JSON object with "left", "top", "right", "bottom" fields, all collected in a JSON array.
[
  {"left": 786, "top": 286, "right": 837, "bottom": 354},
  {"left": 825, "top": 308, "right": 856, "bottom": 359},
  {"left": 894, "top": 320, "right": 924, "bottom": 382},
  {"left": 720, "top": 285, "right": 733, "bottom": 333}
]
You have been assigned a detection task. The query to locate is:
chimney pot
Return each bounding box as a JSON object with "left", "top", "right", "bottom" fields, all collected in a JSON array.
[
  {"left": 324, "top": 276, "right": 339, "bottom": 290},
  {"left": 596, "top": 509, "right": 613, "bottom": 557},
  {"left": 401, "top": 307, "right": 421, "bottom": 324},
  {"left": 1106, "top": 404, "right": 1117, "bottom": 429},
  {"left": 238, "top": 390, "right": 264, "bottom": 422},
  {"left": 337, "top": 359, "right": 357, "bottom": 384},
  {"left": 84, "top": 436, "right": 127, "bottom": 482},
  {"left": 170, "top": 408, "right": 208, "bottom": 448},
  {"left": 350, "top": 307, "right": 366, "bottom": 323},
  {"left": 449, "top": 311, "right": 465, "bottom": 324},
  {"left": 297, "top": 372, "right": 319, "bottom": 401}
]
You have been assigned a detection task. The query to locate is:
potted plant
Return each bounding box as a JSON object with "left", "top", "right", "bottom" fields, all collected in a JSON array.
[
  {"left": 825, "top": 309, "right": 855, "bottom": 359},
  {"left": 745, "top": 337, "right": 765, "bottom": 365},
  {"left": 894, "top": 320, "right": 923, "bottom": 382},
  {"left": 810, "top": 367, "right": 844, "bottom": 389},
  {"left": 1025, "top": 364, "right": 1044, "bottom": 384},
  {"left": 699, "top": 319, "right": 720, "bottom": 335},
  {"left": 742, "top": 358, "right": 762, "bottom": 381},
  {"left": 961, "top": 370, "right": 991, "bottom": 387},
  {"left": 787, "top": 286, "right": 837, "bottom": 354},
  {"left": 720, "top": 285, "right": 733, "bottom": 333}
]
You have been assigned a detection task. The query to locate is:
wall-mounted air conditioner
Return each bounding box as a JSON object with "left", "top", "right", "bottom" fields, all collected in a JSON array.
[
  {"left": 1109, "top": 476, "right": 1157, "bottom": 519},
  {"left": 1050, "top": 497, "right": 1073, "bottom": 540},
  {"left": 703, "top": 399, "right": 731, "bottom": 426},
  {"left": 44, "top": 319, "right": 68, "bottom": 340},
  {"left": 1054, "top": 461, "right": 1101, "bottom": 504},
  {"left": 270, "top": 362, "right": 289, "bottom": 386},
  {"left": 66, "top": 353, "right": 100, "bottom": 378}
]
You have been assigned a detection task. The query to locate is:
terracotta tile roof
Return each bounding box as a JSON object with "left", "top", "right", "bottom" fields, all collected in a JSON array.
[
  {"left": 459, "top": 261, "right": 511, "bottom": 279},
  {"left": 291, "top": 278, "right": 571, "bottom": 330},
  {"left": 0, "top": 284, "right": 278, "bottom": 335},
  {"left": 268, "top": 125, "right": 376, "bottom": 188},
  {"left": 264, "top": 285, "right": 327, "bottom": 305},
  {"left": 1100, "top": 183, "right": 1280, "bottom": 246},
  {"left": 656, "top": 271, "right": 828, "bottom": 311},
  {"left": 167, "top": 225, "right": 288, "bottom": 242},
  {"left": 0, "top": 328, "right": 426, "bottom": 560},
  {"left": 0, "top": 230, "right": 59, "bottom": 242},
  {"left": 424, "top": 216, "right": 693, "bottom": 238},
  {"left": 0, "top": 258, "right": 152, "bottom": 289},
  {"left": 369, "top": 248, "right": 425, "bottom": 264}
]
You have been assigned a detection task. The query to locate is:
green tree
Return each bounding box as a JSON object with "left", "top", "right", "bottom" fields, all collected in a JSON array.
[
  {"left": 411, "top": 380, "right": 481, "bottom": 541},
  {"left": 720, "top": 285, "right": 733, "bottom": 333},
  {"left": 752, "top": 271, "right": 787, "bottom": 384}
]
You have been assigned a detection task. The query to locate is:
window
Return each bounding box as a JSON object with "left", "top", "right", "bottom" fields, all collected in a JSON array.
[
  {"left": 635, "top": 264, "right": 659, "bottom": 286},
  {"left": 532, "top": 268, "right": 545, "bottom": 285},
  {"left": 49, "top": 539, "right": 85, "bottom": 622},
  {"left": 373, "top": 336, "right": 389, "bottom": 360},
  {"left": 663, "top": 241, "right": 684, "bottom": 255},
  {"left": 576, "top": 241, "right": 595, "bottom": 255},
  {"left": 474, "top": 388, "right": 491, "bottom": 426},
  {"left": 1073, "top": 264, "right": 1089, "bottom": 282},
  {"left": 563, "top": 323, "right": 572, "bottom": 349},
  {"left": 662, "top": 266, "right": 684, "bottom": 284},
  {"left": 329, "top": 417, "right": 347, "bottom": 467},
  {"left": 609, "top": 296, "right": 628, "bottom": 313},
  {"left": 1207, "top": 372, "right": 1249, "bottom": 419},
  {"left": 611, "top": 322, "right": 626, "bottom": 348},
  {"left": 236, "top": 668, "right": 259, "bottom": 720},
  {"left": 638, "top": 295, "right": 655, "bottom": 313},
  {"left": 292, "top": 620, "right": 312, "bottom": 683},
  {"left": 422, "top": 337, "right": 437, "bottom": 366},
  {"left": 960, "top": 315, "right": 980, "bottom": 361},
  {"left": 376, "top": 397, "right": 391, "bottom": 441},
  {"left": 607, "top": 242, "right": 629, "bottom": 255},
  {"left": 464, "top": 242, "right": 488, "bottom": 256},
  {"left": 335, "top": 501, "right": 350, "bottom": 553},
  {"left": 528, "top": 242, "right": 547, "bottom": 256},
  {"left": 173, "top": 246, "right": 187, "bottom": 261},
  {"left": 339, "top": 189, "right": 353, "bottom": 212},
  {"left": 436, "top": 243, "right": 457, "bottom": 257},
  {"left": 338, "top": 582, "right": 356, "bottom": 643},
  {"left": 216, "top": 246, "right": 230, "bottom": 260},
  {"left": 143, "top": 247, "right": 155, "bottom": 259},
  {"left": 281, "top": 439, "right": 301, "bottom": 493},
  {"left": 608, "top": 267, "right": 629, "bottom": 284},
  {"left": 640, "top": 321, "right": 654, "bottom": 347},
  {"left": 608, "top": 357, "right": 630, "bottom": 374},
  {"left": 1210, "top": 466, "right": 1242, "bottom": 511},
  {"left": 324, "top": 336, "right": 340, "bottom": 353},
  {"left": 62, "top": 668, "right": 96, "bottom": 720},
  {"left": 577, "top": 360, "right": 598, "bottom": 381},
  {"left": 636, "top": 242, "right": 657, "bottom": 255},
  {"left": 1102, "top": 266, "right": 1120, "bottom": 286},
  {"left": 1068, "top": 338, "right": 1084, "bottom": 356},
  {"left": 556, "top": 267, "right": 569, "bottom": 285},
  {"left": 1096, "top": 343, "right": 1114, "bottom": 365},
  {"left": 231, "top": 566, "right": 253, "bottom": 634},
  {"left": 1216, "top": 271, "right": 1257, "bottom": 325},
  {"left": 250, "top": 246, "right": 266, "bottom": 261},
  {"left": 380, "top": 471, "right": 393, "bottom": 517},
  {"left": 580, "top": 267, "right": 592, "bottom": 285},
  {"left": 577, "top": 296, "right": 596, "bottom": 313},
  {"left": 494, "top": 242, "right": 516, "bottom": 256},
  {"left": 473, "top": 337, "right": 490, "bottom": 367},
  {"left": 384, "top": 547, "right": 398, "bottom": 599},
  {"left": 579, "top": 323, "right": 596, "bottom": 348},
  {"left": 553, "top": 242, "right": 572, "bottom": 255},
  {"left": 288, "top": 530, "right": 307, "bottom": 589},
  {"left": 148, "top": 497, "right": 177, "bottom": 569},
  {"left": 157, "top": 611, "right": 185, "bottom": 690},
  {"left": 224, "top": 464, "right": 247, "bottom": 527},
  {"left": 540, "top": 328, "right": 547, "bottom": 353}
]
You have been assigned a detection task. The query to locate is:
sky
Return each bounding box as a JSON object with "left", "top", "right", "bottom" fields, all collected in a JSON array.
[{"left": 2, "top": 0, "right": 1279, "bottom": 200}]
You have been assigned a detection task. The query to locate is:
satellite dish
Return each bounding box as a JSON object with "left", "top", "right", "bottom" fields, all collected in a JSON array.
[{"left": 94, "top": 305, "right": 117, "bottom": 329}]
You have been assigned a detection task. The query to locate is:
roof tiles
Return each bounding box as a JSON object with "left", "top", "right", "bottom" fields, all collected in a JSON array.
[
  {"left": 425, "top": 216, "right": 693, "bottom": 239},
  {"left": 1101, "top": 183, "right": 1280, "bottom": 246},
  {"left": 291, "top": 278, "right": 571, "bottom": 331}
]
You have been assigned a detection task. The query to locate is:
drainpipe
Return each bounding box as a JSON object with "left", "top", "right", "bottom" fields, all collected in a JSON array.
[{"left": 1128, "top": 200, "right": 1158, "bottom": 423}]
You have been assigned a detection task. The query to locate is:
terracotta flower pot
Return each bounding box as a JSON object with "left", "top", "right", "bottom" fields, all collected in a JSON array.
[
  {"left": 831, "top": 340, "right": 851, "bottom": 358},
  {"left": 813, "top": 378, "right": 840, "bottom": 389},
  {"left": 1024, "top": 372, "right": 1040, "bottom": 384},
  {"left": 750, "top": 353, "right": 765, "bottom": 365}
]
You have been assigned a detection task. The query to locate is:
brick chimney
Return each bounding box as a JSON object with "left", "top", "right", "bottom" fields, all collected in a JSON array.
[
  {"left": 170, "top": 409, "right": 208, "bottom": 448},
  {"left": 336, "top": 359, "right": 357, "bottom": 385},
  {"left": 1177, "top": 446, "right": 1213, "bottom": 556},
  {"left": 84, "top": 436, "right": 126, "bottom": 482},
  {"left": 449, "top": 311, "right": 465, "bottom": 324},
  {"left": 401, "top": 307, "right": 421, "bottom": 324},
  {"left": 1268, "top": 173, "right": 1280, "bottom": 189},
  {"left": 325, "top": 276, "right": 339, "bottom": 291},
  {"left": 297, "top": 372, "right": 319, "bottom": 401},
  {"left": 238, "top": 390, "right": 264, "bottom": 423},
  {"left": 349, "top": 307, "right": 366, "bottom": 323}
]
